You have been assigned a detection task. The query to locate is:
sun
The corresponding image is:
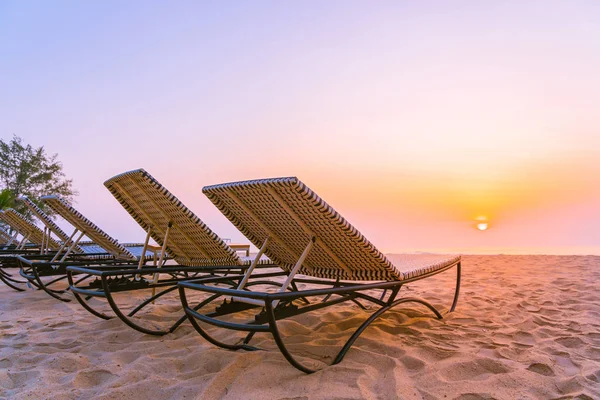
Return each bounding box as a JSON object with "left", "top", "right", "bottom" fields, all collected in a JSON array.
[{"left": 475, "top": 216, "right": 489, "bottom": 231}]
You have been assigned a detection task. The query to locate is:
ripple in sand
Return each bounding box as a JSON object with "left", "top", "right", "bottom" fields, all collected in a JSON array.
[
  {"left": 454, "top": 394, "right": 497, "bottom": 400},
  {"left": 518, "top": 301, "right": 541, "bottom": 313}
]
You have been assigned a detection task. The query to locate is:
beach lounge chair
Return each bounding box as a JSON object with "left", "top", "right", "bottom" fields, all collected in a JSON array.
[
  {"left": 0, "top": 200, "right": 118, "bottom": 292},
  {"left": 0, "top": 209, "right": 62, "bottom": 251},
  {"left": 66, "top": 169, "right": 275, "bottom": 335},
  {"left": 0, "top": 207, "right": 64, "bottom": 261},
  {"left": 0, "top": 209, "right": 60, "bottom": 290},
  {"left": 16, "top": 196, "right": 158, "bottom": 301},
  {"left": 178, "top": 177, "right": 462, "bottom": 373},
  {"left": 18, "top": 195, "right": 107, "bottom": 256}
]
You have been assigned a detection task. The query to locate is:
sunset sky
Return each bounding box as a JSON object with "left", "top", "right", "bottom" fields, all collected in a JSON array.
[{"left": 2, "top": 2, "right": 599, "bottom": 253}]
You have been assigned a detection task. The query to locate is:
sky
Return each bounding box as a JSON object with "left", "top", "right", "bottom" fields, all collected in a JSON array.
[{"left": 1, "top": 1, "right": 599, "bottom": 254}]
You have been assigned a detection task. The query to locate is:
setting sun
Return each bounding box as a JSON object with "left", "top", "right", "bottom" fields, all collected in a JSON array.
[{"left": 474, "top": 216, "right": 489, "bottom": 231}]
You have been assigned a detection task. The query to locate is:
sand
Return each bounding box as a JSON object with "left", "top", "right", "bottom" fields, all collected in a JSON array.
[{"left": 1, "top": 255, "right": 599, "bottom": 399}]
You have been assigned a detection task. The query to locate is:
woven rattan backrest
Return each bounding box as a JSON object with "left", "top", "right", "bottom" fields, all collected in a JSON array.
[
  {"left": 0, "top": 225, "right": 11, "bottom": 244},
  {"left": 18, "top": 196, "right": 85, "bottom": 253},
  {"left": 104, "top": 169, "right": 241, "bottom": 266},
  {"left": 0, "top": 209, "right": 61, "bottom": 249},
  {"left": 203, "top": 177, "right": 402, "bottom": 281},
  {"left": 41, "top": 195, "right": 136, "bottom": 260}
]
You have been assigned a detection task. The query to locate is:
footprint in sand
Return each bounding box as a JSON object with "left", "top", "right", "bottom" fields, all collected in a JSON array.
[
  {"left": 585, "top": 370, "right": 600, "bottom": 383},
  {"left": 0, "top": 358, "right": 12, "bottom": 368},
  {"left": 439, "top": 358, "right": 510, "bottom": 381},
  {"left": 513, "top": 331, "right": 536, "bottom": 346},
  {"left": 527, "top": 363, "right": 555, "bottom": 376},
  {"left": 73, "top": 369, "right": 118, "bottom": 388},
  {"left": 554, "top": 355, "right": 580, "bottom": 376},
  {"left": 399, "top": 355, "right": 425, "bottom": 371},
  {"left": 6, "top": 370, "right": 41, "bottom": 388},
  {"left": 46, "top": 354, "right": 90, "bottom": 373},
  {"left": 555, "top": 336, "right": 585, "bottom": 348}
]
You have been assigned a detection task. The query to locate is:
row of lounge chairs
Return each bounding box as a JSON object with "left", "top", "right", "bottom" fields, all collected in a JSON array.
[{"left": 0, "top": 169, "right": 461, "bottom": 373}]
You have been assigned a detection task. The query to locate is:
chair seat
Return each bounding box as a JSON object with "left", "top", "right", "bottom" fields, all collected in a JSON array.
[{"left": 386, "top": 253, "right": 461, "bottom": 280}]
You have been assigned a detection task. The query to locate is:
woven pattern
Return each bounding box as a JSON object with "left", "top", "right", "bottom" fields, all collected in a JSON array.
[
  {"left": 0, "top": 209, "right": 61, "bottom": 249},
  {"left": 41, "top": 196, "right": 137, "bottom": 260},
  {"left": 104, "top": 169, "right": 242, "bottom": 266},
  {"left": 18, "top": 196, "right": 85, "bottom": 253},
  {"left": 385, "top": 254, "right": 461, "bottom": 279},
  {"left": 203, "top": 177, "right": 460, "bottom": 281},
  {"left": 0, "top": 226, "right": 11, "bottom": 244},
  {"left": 202, "top": 177, "right": 399, "bottom": 280},
  {"left": 78, "top": 243, "right": 110, "bottom": 254}
]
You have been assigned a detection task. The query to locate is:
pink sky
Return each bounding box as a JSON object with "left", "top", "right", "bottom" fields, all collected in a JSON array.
[{"left": 1, "top": 2, "right": 599, "bottom": 253}]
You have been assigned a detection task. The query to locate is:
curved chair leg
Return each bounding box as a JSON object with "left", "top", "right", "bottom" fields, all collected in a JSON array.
[
  {"left": 266, "top": 295, "right": 444, "bottom": 373},
  {"left": 179, "top": 285, "right": 261, "bottom": 350},
  {"left": 44, "top": 274, "right": 75, "bottom": 289},
  {"left": 67, "top": 270, "right": 114, "bottom": 320},
  {"left": 103, "top": 278, "right": 173, "bottom": 336},
  {"left": 265, "top": 265, "right": 465, "bottom": 375},
  {"left": 25, "top": 267, "right": 72, "bottom": 302},
  {"left": 75, "top": 292, "right": 114, "bottom": 320},
  {"left": 128, "top": 285, "right": 180, "bottom": 317},
  {"left": 168, "top": 292, "right": 223, "bottom": 333},
  {"left": 0, "top": 269, "right": 31, "bottom": 291},
  {"left": 332, "top": 297, "right": 442, "bottom": 365},
  {"left": 103, "top": 277, "right": 239, "bottom": 336},
  {"left": 265, "top": 299, "right": 317, "bottom": 373},
  {"left": 449, "top": 262, "right": 461, "bottom": 313},
  {"left": 334, "top": 262, "right": 461, "bottom": 367}
]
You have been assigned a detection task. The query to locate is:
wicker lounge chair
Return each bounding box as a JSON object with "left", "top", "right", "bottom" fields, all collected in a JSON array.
[
  {"left": 0, "top": 200, "right": 124, "bottom": 292},
  {"left": 16, "top": 196, "right": 158, "bottom": 301},
  {"left": 178, "top": 177, "right": 462, "bottom": 373},
  {"left": 18, "top": 195, "right": 106, "bottom": 256},
  {"left": 0, "top": 209, "right": 62, "bottom": 290},
  {"left": 66, "top": 169, "right": 274, "bottom": 335},
  {"left": 0, "top": 209, "right": 62, "bottom": 251}
]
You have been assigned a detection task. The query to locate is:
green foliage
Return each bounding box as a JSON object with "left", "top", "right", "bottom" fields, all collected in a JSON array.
[
  {"left": 0, "top": 188, "right": 14, "bottom": 210},
  {"left": 0, "top": 135, "right": 76, "bottom": 218},
  {"left": 0, "top": 188, "right": 15, "bottom": 232}
]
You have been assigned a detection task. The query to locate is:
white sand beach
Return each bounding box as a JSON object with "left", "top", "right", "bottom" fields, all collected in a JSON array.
[{"left": 1, "top": 255, "right": 599, "bottom": 399}]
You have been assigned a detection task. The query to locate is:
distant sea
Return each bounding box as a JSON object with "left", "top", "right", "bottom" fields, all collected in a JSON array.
[{"left": 388, "top": 246, "right": 600, "bottom": 256}]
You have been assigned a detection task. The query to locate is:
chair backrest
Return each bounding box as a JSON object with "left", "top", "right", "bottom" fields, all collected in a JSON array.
[
  {"left": 104, "top": 169, "right": 242, "bottom": 266},
  {"left": 202, "top": 177, "right": 403, "bottom": 281},
  {"left": 0, "top": 225, "right": 12, "bottom": 244},
  {"left": 0, "top": 209, "right": 62, "bottom": 249},
  {"left": 17, "top": 195, "right": 85, "bottom": 253},
  {"left": 41, "top": 195, "right": 137, "bottom": 260}
]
